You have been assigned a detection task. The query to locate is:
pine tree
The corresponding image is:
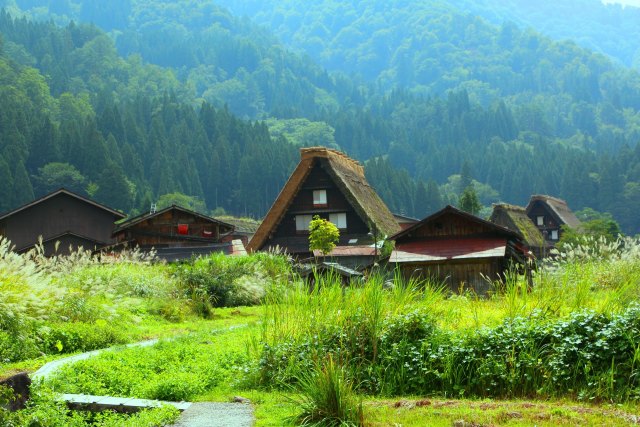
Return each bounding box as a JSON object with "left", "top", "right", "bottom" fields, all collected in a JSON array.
[
  {"left": 459, "top": 185, "right": 481, "bottom": 215},
  {"left": 94, "top": 163, "right": 132, "bottom": 212},
  {"left": 12, "top": 161, "right": 34, "bottom": 206},
  {"left": 0, "top": 156, "right": 13, "bottom": 212}
]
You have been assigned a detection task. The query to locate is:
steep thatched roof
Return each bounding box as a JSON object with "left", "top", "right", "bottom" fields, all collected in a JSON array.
[
  {"left": 248, "top": 147, "right": 400, "bottom": 252},
  {"left": 526, "top": 195, "right": 581, "bottom": 229},
  {"left": 489, "top": 203, "right": 545, "bottom": 248}
]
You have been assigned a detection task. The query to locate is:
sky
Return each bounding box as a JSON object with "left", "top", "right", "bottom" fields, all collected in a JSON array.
[{"left": 601, "top": 0, "right": 640, "bottom": 6}]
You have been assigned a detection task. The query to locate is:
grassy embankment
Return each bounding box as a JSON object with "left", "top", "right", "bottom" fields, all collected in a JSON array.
[{"left": 4, "top": 236, "right": 640, "bottom": 425}]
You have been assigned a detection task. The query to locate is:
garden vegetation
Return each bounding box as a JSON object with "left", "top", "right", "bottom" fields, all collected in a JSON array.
[{"left": 3, "top": 236, "right": 640, "bottom": 425}]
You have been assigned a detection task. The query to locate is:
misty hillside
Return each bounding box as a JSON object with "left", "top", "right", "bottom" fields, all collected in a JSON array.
[{"left": 1, "top": 0, "right": 640, "bottom": 235}]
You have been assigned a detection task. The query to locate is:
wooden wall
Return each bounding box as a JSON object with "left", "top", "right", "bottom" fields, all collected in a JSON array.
[
  {"left": 410, "top": 214, "right": 498, "bottom": 239},
  {"left": 116, "top": 209, "right": 228, "bottom": 247},
  {"left": 398, "top": 258, "right": 505, "bottom": 294},
  {"left": 0, "top": 194, "right": 119, "bottom": 253},
  {"left": 269, "top": 161, "right": 369, "bottom": 248}
]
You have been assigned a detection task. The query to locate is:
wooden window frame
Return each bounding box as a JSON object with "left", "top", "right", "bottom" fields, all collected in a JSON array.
[{"left": 313, "top": 190, "right": 328, "bottom": 207}]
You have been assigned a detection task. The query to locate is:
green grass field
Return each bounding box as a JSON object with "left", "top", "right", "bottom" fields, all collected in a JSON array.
[{"left": 3, "top": 236, "right": 640, "bottom": 425}]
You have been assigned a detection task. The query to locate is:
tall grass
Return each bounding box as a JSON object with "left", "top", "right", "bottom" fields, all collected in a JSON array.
[
  {"left": 290, "top": 355, "right": 363, "bottom": 427},
  {"left": 255, "top": 239, "right": 640, "bottom": 401}
]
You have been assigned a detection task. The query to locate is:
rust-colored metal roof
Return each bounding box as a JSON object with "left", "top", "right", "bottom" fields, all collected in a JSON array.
[
  {"left": 313, "top": 245, "right": 376, "bottom": 257},
  {"left": 390, "top": 238, "right": 507, "bottom": 263}
]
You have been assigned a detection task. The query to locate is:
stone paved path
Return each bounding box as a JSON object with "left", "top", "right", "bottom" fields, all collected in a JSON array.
[{"left": 170, "top": 402, "right": 254, "bottom": 427}]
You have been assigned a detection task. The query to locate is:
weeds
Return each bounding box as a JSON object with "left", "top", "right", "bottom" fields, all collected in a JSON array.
[{"left": 289, "top": 355, "right": 364, "bottom": 427}]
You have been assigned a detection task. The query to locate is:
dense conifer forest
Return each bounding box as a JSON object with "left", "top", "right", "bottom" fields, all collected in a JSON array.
[{"left": 1, "top": 0, "right": 640, "bottom": 234}]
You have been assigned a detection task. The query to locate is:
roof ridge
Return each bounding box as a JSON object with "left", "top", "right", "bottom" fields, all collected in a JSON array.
[
  {"left": 300, "top": 146, "right": 364, "bottom": 176},
  {"left": 530, "top": 194, "right": 568, "bottom": 205}
]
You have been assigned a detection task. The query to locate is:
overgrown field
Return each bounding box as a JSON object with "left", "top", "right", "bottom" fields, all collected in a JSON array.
[{"left": 3, "top": 237, "right": 640, "bottom": 425}]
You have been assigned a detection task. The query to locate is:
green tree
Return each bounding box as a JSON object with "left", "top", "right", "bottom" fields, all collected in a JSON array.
[
  {"left": 309, "top": 215, "right": 340, "bottom": 256},
  {"left": 32, "top": 162, "right": 86, "bottom": 196},
  {"left": 157, "top": 192, "right": 207, "bottom": 214},
  {"left": 0, "top": 157, "right": 13, "bottom": 212},
  {"left": 12, "top": 161, "right": 34, "bottom": 206},
  {"left": 94, "top": 163, "right": 132, "bottom": 212},
  {"left": 459, "top": 185, "right": 482, "bottom": 216},
  {"left": 558, "top": 207, "right": 622, "bottom": 248}
]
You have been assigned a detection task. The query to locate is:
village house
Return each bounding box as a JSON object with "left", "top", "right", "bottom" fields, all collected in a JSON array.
[
  {"left": 393, "top": 213, "right": 419, "bottom": 231},
  {"left": 489, "top": 203, "right": 545, "bottom": 259},
  {"left": 248, "top": 147, "right": 400, "bottom": 265},
  {"left": 111, "top": 205, "right": 242, "bottom": 261},
  {"left": 525, "top": 195, "right": 581, "bottom": 246},
  {"left": 389, "top": 205, "right": 530, "bottom": 294},
  {"left": 0, "top": 188, "right": 125, "bottom": 256}
]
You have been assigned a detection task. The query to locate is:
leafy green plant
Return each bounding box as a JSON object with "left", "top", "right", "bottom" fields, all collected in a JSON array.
[
  {"left": 309, "top": 215, "right": 340, "bottom": 256},
  {"left": 290, "top": 355, "right": 364, "bottom": 427}
]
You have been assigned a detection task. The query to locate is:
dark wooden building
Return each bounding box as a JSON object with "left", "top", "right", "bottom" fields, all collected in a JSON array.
[
  {"left": 0, "top": 188, "right": 125, "bottom": 256},
  {"left": 111, "top": 205, "right": 239, "bottom": 261},
  {"left": 525, "top": 195, "right": 581, "bottom": 246},
  {"left": 490, "top": 203, "right": 545, "bottom": 259},
  {"left": 389, "top": 205, "right": 529, "bottom": 294},
  {"left": 393, "top": 213, "right": 419, "bottom": 231},
  {"left": 248, "top": 147, "right": 400, "bottom": 259}
]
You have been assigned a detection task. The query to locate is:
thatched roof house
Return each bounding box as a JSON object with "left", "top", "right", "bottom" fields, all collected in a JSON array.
[
  {"left": 490, "top": 203, "right": 545, "bottom": 259},
  {"left": 248, "top": 147, "right": 400, "bottom": 258},
  {"left": 525, "top": 195, "right": 581, "bottom": 244}
]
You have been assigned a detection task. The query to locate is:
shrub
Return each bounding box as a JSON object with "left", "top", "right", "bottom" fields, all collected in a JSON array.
[
  {"left": 174, "top": 252, "right": 291, "bottom": 312},
  {"left": 39, "top": 321, "right": 128, "bottom": 354},
  {"left": 290, "top": 355, "right": 364, "bottom": 427}
]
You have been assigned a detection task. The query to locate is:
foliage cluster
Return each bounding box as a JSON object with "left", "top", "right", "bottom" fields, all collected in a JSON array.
[
  {"left": 0, "top": 383, "right": 179, "bottom": 427},
  {"left": 47, "top": 326, "right": 252, "bottom": 402},
  {"left": 172, "top": 252, "right": 291, "bottom": 317},
  {"left": 290, "top": 355, "right": 364, "bottom": 427},
  {"left": 308, "top": 215, "right": 340, "bottom": 256},
  {"left": 253, "top": 240, "right": 640, "bottom": 403},
  {"left": 0, "top": 239, "right": 177, "bottom": 363},
  {"left": 0, "top": 237, "right": 291, "bottom": 367},
  {"left": 258, "top": 284, "right": 640, "bottom": 401}
]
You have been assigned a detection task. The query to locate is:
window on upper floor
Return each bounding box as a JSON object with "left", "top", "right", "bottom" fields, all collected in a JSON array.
[
  {"left": 536, "top": 216, "right": 544, "bottom": 226},
  {"left": 295, "top": 214, "right": 313, "bottom": 231},
  {"left": 329, "top": 213, "right": 347, "bottom": 229},
  {"left": 313, "top": 190, "right": 327, "bottom": 206}
]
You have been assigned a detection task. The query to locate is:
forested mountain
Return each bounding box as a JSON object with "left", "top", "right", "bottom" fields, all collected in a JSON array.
[
  {"left": 220, "top": 0, "right": 640, "bottom": 71},
  {"left": 0, "top": 12, "right": 298, "bottom": 217},
  {"left": 2, "top": 1, "right": 640, "bottom": 235},
  {"left": 447, "top": 0, "right": 640, "bottom": 69}
]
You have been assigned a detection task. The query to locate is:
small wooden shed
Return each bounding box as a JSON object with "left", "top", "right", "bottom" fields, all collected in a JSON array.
[{"left": 389, "top": 205, "right": 529, "bottom": 294}]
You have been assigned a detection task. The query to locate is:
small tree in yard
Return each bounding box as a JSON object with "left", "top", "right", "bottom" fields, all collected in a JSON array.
[{"left": 309, "top": 215, "right": 340, "bottom": 256}]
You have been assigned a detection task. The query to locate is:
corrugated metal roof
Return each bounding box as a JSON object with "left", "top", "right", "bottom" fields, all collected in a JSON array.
[
  {"left": 390, "top": 238, "right": 507, "bottom": 263},
  {"left": 314, "top": 245, "right": 376, "bottom": 257}
]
